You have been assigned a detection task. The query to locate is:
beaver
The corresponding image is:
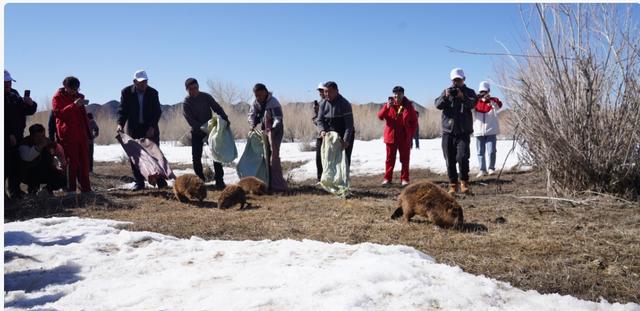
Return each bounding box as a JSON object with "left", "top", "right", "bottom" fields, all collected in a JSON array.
[
  {"left": 217, "top": 184, "right": 247, "bottom": 209},
  {"left": 173, "top": 174, "right": 207, "bottom": 203},
  {"left": 237, "top": 176, "right": 268, "bottom": 195},
  {"left": 391, "top": 180, "right": 464, "bottom": 229}
]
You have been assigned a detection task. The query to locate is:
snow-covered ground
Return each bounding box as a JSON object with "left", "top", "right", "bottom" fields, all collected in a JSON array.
[
  {"left": 95, "top": 138, "right": 529, "bottom": 186},
  {"left": 5, "top": 217, "right": 638, "bottom": 311}
]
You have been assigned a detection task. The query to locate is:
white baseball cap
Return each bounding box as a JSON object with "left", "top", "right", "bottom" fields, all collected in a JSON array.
[
  {"left": 478, "top": 81, "right": 490, "bottom": 92},
  {"left": 4, "top": 70, "right": 16, "bottom": 82},
  {"left": 317, "top": 83, "right": 327, "bottom": 90},
  {"left": 450, "top": 68, "right": 465, "bottom": 80},
  {"left": 133, "top": 70, "right": 148, "bottom": 82}
]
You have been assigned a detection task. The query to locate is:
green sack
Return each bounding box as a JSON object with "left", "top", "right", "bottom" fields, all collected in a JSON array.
[
  {"left": 202, "top": 115, "right": 237, "bottom": 164},
  {"left": 236, "top": 130, "right": 269, "bottom": 185},
  {"left": 319, "top": 131, "right": 350, "bottom": 197}
]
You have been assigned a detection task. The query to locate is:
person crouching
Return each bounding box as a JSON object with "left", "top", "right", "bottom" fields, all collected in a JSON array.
[{"left": 18, "top": 124, "right": 67, "bottom": 195}]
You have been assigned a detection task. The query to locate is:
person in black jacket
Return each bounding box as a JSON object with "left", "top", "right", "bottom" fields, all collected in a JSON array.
[
  {"left": 434, "top": 68, "right": 477, "bottom": 195},
  {"left": 316, "top": 81, "right": 355, "bottom": 173},
  {"left": 4, "top": 70, "right": 38, "bottom": 199},
  {"left": 182, "top": 78, "right": 229, "bottom": 189},
  {"left": 116, "top": 70, "right": 165, "bottom": 191}
]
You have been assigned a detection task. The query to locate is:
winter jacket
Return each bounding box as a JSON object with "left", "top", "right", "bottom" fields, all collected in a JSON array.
[
  {"left": 317, "top": 94, "right": 355, "bottom": 143},
  {"left": 118, "top": 85, "right": 162, "bottom": 140},
  {"left": 183, "top": 92, "right": 228, "bottom": 132},
  {"left": 434, "top": 85, "right": 477, "bottom": 135},
  {"left": 473, "top": 97, "right": 503, "bottom": 137},
  {"left": 248, "top": 93, "right": 284, "bottom": 133},
  {"left": 52, "top": 88, "right": 91, "bottom": 144},
  {"left": 377, "top": 97, "right": 418, "bottom": 145},
  {"left": 4, "top": 88, "right": 37, "bottom": 141}
]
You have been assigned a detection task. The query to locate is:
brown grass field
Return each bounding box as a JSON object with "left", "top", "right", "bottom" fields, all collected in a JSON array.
[{"left": 4, "top": 161, "right": 639, "bottom": 304}]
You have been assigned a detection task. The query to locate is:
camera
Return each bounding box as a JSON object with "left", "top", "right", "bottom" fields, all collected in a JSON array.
[{"left": 448, "top": 87, "right": 459, "bottom": 97}]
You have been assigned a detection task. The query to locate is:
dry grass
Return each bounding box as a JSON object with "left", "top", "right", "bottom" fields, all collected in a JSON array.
[{"left": 5, "top": 161, "right": 639, "bottom": 304}]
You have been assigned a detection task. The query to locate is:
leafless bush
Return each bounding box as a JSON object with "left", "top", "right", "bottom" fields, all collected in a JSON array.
[
  {"left": 158, "top": 108, "right": 189, "bottom": 142},
  {"left": 498, "top": 4, "right": 640, "bottom": 199},
  {"left": 418, "top": 107, "right": 442, "bottom": 139}
]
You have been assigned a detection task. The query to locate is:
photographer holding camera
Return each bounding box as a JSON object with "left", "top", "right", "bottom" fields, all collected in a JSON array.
[
  {"left": 473, "top": 81, "right": 503, "bottom": 178},
  {"left": 52, "top": 76, "right": 92, "bottom": 194},
  {"left": 434, "top": 68, "right": 477, "bottom": 195}
]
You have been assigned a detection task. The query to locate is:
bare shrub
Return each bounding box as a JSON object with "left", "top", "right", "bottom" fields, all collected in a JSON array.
[
  {"left": 158, "top": 107, "right": 189, "bottom": 142},
  {"left": 353, "top": 104, "right": 383, "bottom": 140},
  {"left": 498, "top": 4, "right": 640, "bottom": 198},
  {"left": 419, "top": 107, "right": 442, "bottom": 139}
]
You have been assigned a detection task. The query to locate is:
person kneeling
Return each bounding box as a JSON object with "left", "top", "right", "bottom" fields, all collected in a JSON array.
[{"left": 19, "top": 124, "right": 67, "bottom": 195}]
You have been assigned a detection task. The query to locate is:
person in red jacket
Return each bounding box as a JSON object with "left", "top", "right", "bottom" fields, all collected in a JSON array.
[
  {"left": 377, "top": 86, "right": 418, "bottom": 186},
  {"left": 52, "top": 76, "right": 92, "bottom": 193}
]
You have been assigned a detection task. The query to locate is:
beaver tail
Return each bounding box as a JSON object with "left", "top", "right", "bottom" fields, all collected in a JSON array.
[{"left": 391, "top": 207, "right": 403, "bottom": 220}]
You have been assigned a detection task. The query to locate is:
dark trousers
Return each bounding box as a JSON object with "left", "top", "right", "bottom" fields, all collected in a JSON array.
[
  {"left": 191, "top": 130, "right": 224, "bottom": 183},
  {"left": 4, "top": 140, "right": 22, "bottom": 197},
  {"left": 88, "top": 141, "right": 94, "bottom": 172},
  {"left": 315, "top": 137, "right": 323, "bottom": 181},
  {"left": 24, "top": 154, "right": 67, "bottom": 193},
  {"left": 128, "top": 126, "right": 165, "bottom": 187},
  {"left": 341, "top": 133, "right": 355, "bottom": 178},
  {"left": 442, "top": 133, "right": 470, "bottom": 183}
]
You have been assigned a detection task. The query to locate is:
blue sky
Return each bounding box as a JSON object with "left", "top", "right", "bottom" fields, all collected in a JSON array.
[{"left": 5, "top": 3, "right": 531, "bottom": 109}]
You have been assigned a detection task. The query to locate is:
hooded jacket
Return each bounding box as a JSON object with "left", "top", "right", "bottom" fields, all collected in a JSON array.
[
  {"left": 473, "top": 97, "right": 503, "bottom": 137},
  {"left": 377, "top": 97, "right": 418, "bottom": 144},
  {"left": 52, "top": 88, "right": 91, "bottom": 144},
  {"left": 248, "top": 93, "right": 284, "bottom": 132}
]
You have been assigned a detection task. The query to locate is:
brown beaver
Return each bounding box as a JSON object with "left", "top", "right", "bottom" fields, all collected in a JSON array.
[
  {"left": 173, "top": 174, "right": 207, "bottom": 203},
  {"left": 391, "top": 181, "right": 464, "bottom": 229},
  {"left": 217, "top": 184, "right": 247, "bottom": 209},
  {"left": 237, "top": 176, "right": 268, "bottom": 195}
]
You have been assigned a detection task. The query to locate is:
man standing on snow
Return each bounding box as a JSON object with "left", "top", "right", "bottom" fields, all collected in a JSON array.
[
  {"left": 434, "top": 68, "right": 477, "bottom": 195},
  {"left": 316, "top": 81, "right": 355, "bottom": 173},
  {"left": 52, "top": 76, "right": 92, "bottom": 194},
  {"left": 378, "top": 86, "right": 418, "bottom": 187},
  {"left": 182, "top": 78, "right": 230, "bottom": 190},
  {"left": 117, "top": 70, "right": 166, "bottom": 191}
]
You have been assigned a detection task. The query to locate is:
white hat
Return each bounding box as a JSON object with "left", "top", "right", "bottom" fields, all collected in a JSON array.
[
  {"left": 478, "top": 81, "right": 490, "bottom": 92},
  {"left": 317, "top": 83, "right": 327, "bottom": 90},
  {"left": 450, "top": 68, "right": 465, "bottom": 80},
  {"left": 133, "top": 70, "right": 148, "bottom": 82},
  {"left": 4, "top": 70, "right": 16, "bottom": 82}
]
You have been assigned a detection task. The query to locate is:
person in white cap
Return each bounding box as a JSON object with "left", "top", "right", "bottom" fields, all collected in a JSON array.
[
  {"left": 313, "top": 82, "right": 328, "bottom": 181},
  {"left": 117, "top": 70, "right": 165, "bottom": 191},
  {"left": 434, "top": 68, "right": 478, "bottom": 195},
  {"left": 4, "top": 70, "right": 38, "bottom": 199},
  {"left": 473, "top": 81, "right": 503, "bottom": 177}
]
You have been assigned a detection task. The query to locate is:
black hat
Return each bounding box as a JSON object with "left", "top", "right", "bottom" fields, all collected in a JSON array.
[
  {"left": 185, "top": 78, "right": 198, "bottom": 89},
  {"left": 323, "top": 81, "right": 338, "bottom": 89},
  {"left": 253, "top": 83, "right": 268, "bottom": 92},
  {"left": 392, "top": 86, "right": 404, "bottom": 93}
]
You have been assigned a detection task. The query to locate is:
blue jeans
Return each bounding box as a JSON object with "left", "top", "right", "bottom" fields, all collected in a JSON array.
[{"left": 476, "top": 135, "right": 497, "bottom": 172}]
